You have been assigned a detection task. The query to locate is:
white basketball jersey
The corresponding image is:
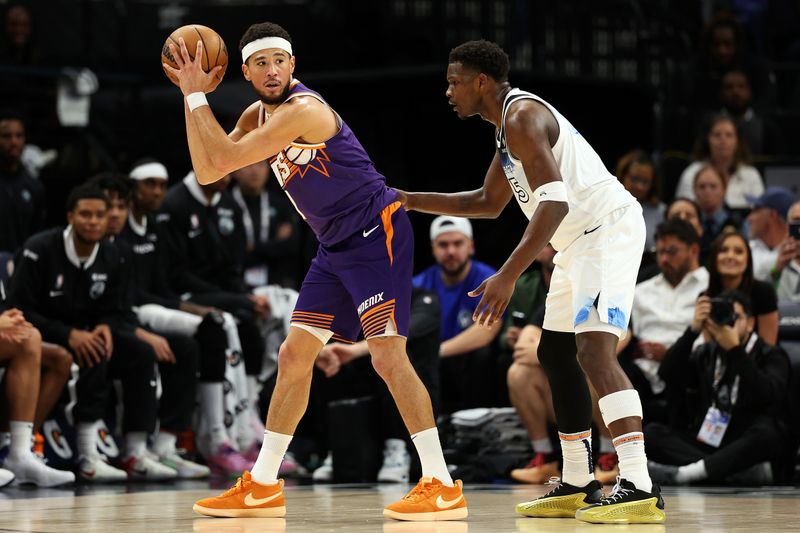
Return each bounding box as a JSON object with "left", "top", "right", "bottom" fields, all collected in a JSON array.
[{"left": 495, "top": 88, "right": 635, "bottom": 251}]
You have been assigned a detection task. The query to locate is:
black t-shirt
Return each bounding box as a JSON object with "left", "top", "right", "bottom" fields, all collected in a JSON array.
[{"left": 750, "top": 279, "right": 778, "bottom": 317}]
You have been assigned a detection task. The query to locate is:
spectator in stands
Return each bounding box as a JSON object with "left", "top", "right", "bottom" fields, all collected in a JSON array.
[
  {"left": 666, "top": 198, "right": 704, "bottom": 239},
  {"left": 90, "top": 172, "right": 210, "bottom": 480},
  {"left": 0, "top": 308, "right": 74, "bottom": 486},
  {"left": 412, "top": 216, "right": 501, "bottom": 413},
  {"left": 688, "top": 14, "right": 773, "bottom": 111},
  {"left": 629, "top": 219, "right": 709, "bottom": 421},
  {"left": 7, "top": 185, "right": 171, "bottom": 482},
  {"left": 706, "top": 231, "right": 779, "bottom": 345},
  {"left": 646, "top": 291, "right": 790, "bottom": 485},
  {"left": 675, "top": 114, "right": 763, "bottom": 210},
  {"left": 0, "top": 109, "right": 45, "bottom": 255},
  {"left": 746, "top": 186, "right": 795, "bottom": 283},
  {"left": 230, "top": 161, "right": 299, "bottom": 290},
  {"left": 123, "top": 159, "right": 251, "bottom": 474},
  {"left": 693, "top": 165, "right": 744, "bottom": 253},
  {"left": 311, "top": 287, "right": 441, "bottom": 483},
  {"left": 0, "top": 2, "right": 41, "bottom": 66},
  {"left": 776, "top": 201, "right": 800, "bottom": 303},
  {"left": 616, "top": 150, "right": 664, "bottom": 252},
  {"left": 719, "top": 68, "right": 784, "bottom": 156},
  {"left": 159, "top": 170, "right": 268, "bottom": 450},
  {"left": 503, "top": 245, "right": 560, "bottom": 484}
]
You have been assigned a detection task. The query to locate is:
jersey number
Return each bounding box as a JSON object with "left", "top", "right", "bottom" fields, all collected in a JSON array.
[{"left": 270, "top": 151, "right": 307, "bottom": 220}]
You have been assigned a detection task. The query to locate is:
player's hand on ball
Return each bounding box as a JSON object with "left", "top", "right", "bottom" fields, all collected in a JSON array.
[
  {"left": 469, "top": 271, "right": 516, "bottom": 327},
  {"left": 163, "top": 38, "right": 223, "bottom": 95}
]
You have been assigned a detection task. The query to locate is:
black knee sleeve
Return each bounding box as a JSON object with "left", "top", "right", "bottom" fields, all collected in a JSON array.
[
  {"left": 537, "top": 329, "right": 592, "bottom": 433},
  {"left": 195, "top": 311, "right": 228, "bottom": 382}
]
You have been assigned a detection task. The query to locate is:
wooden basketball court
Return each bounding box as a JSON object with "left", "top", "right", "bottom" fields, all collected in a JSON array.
[{"left": 0, "top": 480, "right": 796, "bottom": 531}]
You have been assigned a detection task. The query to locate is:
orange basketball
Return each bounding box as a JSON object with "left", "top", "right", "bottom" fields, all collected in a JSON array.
[{"left": 162, "top": 24, "right": 228, "bottom": 91}]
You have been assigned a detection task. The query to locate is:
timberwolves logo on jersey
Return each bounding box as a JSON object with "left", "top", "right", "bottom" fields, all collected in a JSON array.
[{"left": 269, "top": 142, "right": 331, "bottom": 188}]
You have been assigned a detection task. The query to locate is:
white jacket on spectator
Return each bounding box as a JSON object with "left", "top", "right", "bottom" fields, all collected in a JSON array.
[{"left": 675, "top": 161, "right": 763, "bottom": 209}]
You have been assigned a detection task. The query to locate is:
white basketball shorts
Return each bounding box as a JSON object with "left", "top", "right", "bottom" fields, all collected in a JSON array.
[{"left": 542, "top": 202, "right": 645, "bottom": 337}]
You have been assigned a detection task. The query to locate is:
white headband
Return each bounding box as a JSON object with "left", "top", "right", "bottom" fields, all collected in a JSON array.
[
  {"left": 130, "top": 162, "right": 168, "bottom": 181},
  {"left": 241, "top": 37, "right": 293, "bottom": 63}
]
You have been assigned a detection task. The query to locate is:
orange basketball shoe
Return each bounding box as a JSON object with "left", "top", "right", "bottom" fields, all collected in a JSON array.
[
  {"left": 383, "top": 477, "right": 468, "bottom": 521},
  {"left": 193, "top": 471, "right": 286, "bottom": 518}
]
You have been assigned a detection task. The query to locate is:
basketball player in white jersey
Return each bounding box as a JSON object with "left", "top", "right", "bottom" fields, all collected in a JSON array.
[{"left": 398, "top": 40, "right": 665, "bottom": 524}]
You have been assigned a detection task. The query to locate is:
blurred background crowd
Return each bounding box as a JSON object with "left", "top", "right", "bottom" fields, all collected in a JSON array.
[{"left": 0, "top": 0, "right": 798, "bottom": 489}]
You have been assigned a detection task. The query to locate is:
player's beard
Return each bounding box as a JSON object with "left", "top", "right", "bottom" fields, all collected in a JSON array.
[{"left": 259, "top": 81, "right": 292, "bottom": 106}]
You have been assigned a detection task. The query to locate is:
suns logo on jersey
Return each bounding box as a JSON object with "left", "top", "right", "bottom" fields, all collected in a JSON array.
[{"left": 269, "top": 143, "right": 331, "bottom": 188}]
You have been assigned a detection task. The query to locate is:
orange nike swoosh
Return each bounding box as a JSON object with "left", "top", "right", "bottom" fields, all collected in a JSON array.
[{"left": 244, "top": 491, "right": 282, "bottom": 506}]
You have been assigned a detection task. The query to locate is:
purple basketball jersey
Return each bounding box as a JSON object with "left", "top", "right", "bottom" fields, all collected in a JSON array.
[{"left": 266, "top": 80, "right": 398, "bottom": 246}]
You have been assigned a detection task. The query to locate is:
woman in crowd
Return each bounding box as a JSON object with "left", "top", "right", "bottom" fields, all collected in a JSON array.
[
  {"left": 705, "top": 231, "right": 778, "bottom": 345},
  {"left": 675, "top": 114, "right": 763, "bottom": 210},
  {"left": 616, "top": 150, "right": 665, "bottom": 252},
  {"left": 692, "top": 165, "right": 744, "bottom": 253},
  {"left": 666, "top": 197, "right": 707, "bottom": 265}
]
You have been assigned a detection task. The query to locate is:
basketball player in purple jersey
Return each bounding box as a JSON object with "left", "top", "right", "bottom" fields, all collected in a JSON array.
[{"left": 163, "top": 22, "right": 467, "bottom": 521}]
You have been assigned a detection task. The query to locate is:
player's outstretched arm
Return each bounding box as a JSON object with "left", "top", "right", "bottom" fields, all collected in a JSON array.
[{"left": 398, "top": 152, "right": 512, "bottom": 218}]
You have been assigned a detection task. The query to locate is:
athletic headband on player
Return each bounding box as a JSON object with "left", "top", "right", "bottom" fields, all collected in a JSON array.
[
  {"left": 130, "top": 162, "right": 168, "bottom": 181},
  {"left": 241, "top": 37, "right": 293, "bottom": 63}
]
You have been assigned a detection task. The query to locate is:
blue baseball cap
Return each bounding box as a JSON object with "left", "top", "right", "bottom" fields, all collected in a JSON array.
[{"left": 746, "top": 186, "right": 796, "bottom": 220}]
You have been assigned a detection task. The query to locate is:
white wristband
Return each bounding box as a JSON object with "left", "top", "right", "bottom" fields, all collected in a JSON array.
[
  {"left": 532, "top": 180, "right": 568, "bottom": 203},
  {"left": 186, "top": 92, "right": 208, "bottom": 112}
]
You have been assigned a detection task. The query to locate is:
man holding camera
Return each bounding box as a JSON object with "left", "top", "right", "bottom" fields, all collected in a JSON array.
[
  {"left": 775, "top": 200, "right": 800, "bottom": 303},
  {"left": 645, "top": 291, "right": 790, "bottom": 484}
]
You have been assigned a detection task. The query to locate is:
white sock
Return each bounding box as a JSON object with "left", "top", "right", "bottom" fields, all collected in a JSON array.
[
  {"left": 77, "top": 422, "right": 98, "bottom": 459},
  {"left": 410, "top": 427, "right": 453, "bottom": 486},
  {"left": 199, "top": 382, "right": 229, "bottom": 450},
  {"left": 676, "top": 459, "right": 707, "bottom": 483},
  {"left": 532, "top": 437, "right": 553, "bottom": 455},
  {"left": 559, "top": 430, "right": 594, "bottom": 487},
  {"left": 9, "top": 421, "right": 33, "bottom": 459},
  {"left": 125, "top": 432, "right": 148, "bottom": 459},
  {"left": 250, "top": 430, "right": 292, "bottom": 485},
  {"left": 600, "top": 436, "right": 615, "bottom": 454},
  {"left": 153, "top": 432, "right": 177, "bottom": 457},
  {"left": 613, "top": 432, "right": 652, "bottom": 492}
]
